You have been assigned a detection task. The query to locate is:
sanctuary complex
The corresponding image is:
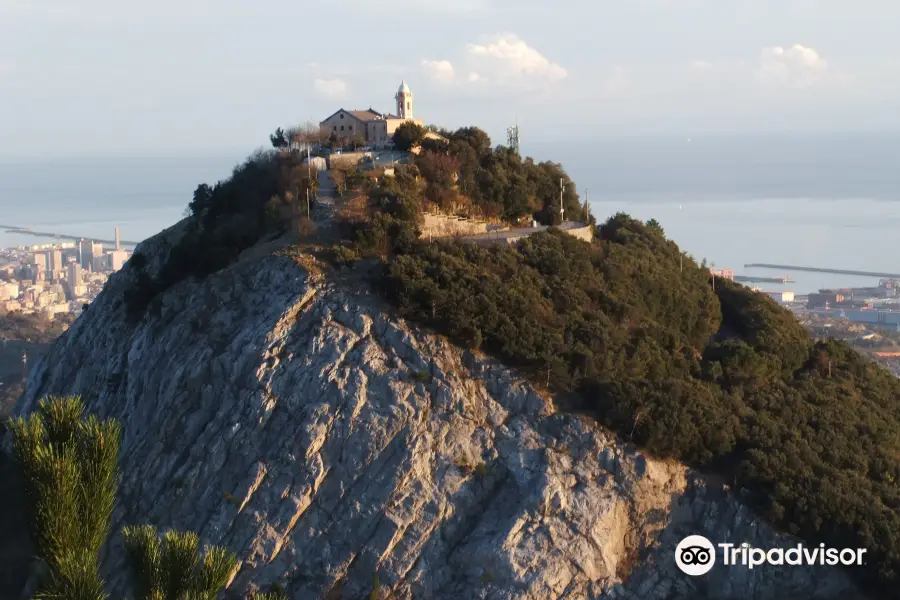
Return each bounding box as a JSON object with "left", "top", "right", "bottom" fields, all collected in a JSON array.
[{"left": 320, "top": 81, "right": 424, "bottom": 148}]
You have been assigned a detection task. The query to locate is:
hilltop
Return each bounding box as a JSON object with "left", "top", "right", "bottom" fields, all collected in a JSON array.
[{"left": 7, "top": 126, "right": 899, "bottom": 598}]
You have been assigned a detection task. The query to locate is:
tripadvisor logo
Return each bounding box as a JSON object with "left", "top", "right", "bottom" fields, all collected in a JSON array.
[
  {"left": 675, "top": 535, "right": 868, "bottom": 576},
  {"left": 675, "top": 535, "right": 716, "bottom": 576}
]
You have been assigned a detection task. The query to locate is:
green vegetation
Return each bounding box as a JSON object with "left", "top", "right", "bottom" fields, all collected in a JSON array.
[
  {"left": 391, "top": 121, "right": 426, "bottom": 152},
  {"left": 0, "top": 312, "right": 75, "bottom": 343},
  {"left": 124, "top": 150, "right": 316, "bottom": 319},
  {"left": 9, "top": 397, "right": 236, "bottom": 600},
  {"left": 9, "top": 396, "right": 120, "bottom": 599},
  {"left": 422, "top": 126, "right": 588, "bottom": 225},
  {"left": 380, "top": 214, "right": 900, "bottom": 594},
  {"left": 122, "top": 525, "right": 237, "bottom": 600}
]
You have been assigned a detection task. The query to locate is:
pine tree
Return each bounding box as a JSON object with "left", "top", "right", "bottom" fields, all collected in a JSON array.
[
  {"left": 9, "top": 396, "right": 120, "bottom": 600},
  {"left": 121, "top": 525, "right": 238, "bottom": 600}
]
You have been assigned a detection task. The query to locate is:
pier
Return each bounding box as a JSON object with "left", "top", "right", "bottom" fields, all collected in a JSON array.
[
  {"left": 734, "top": 275, "right": 793, "bottom": 284},
  {"left": 0, "top": 224, "right": 139, "bottom": 247},
  {"left": 744, "top": 263, "right": 900, "bottom": 279}
]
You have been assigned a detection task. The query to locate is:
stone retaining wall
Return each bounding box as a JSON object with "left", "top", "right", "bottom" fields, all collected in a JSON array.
[{"left": 420, "top": 214, "right": 505, "bottom": 239}]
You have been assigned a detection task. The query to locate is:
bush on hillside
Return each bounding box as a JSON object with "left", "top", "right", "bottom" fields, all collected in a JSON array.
[
  {"left": 378, "top": 213, "right": 900, "bottom": 595},
  {"left": 123, "top": 150, "right": 319, "bottom": 319},
  {"left": 441, "top": 128, "right": 590, "bottom": 225}
]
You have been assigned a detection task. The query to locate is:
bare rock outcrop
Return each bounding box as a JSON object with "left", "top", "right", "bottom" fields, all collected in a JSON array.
[{"left": 15, "top": 234, "right": 866, "bottom": 599}]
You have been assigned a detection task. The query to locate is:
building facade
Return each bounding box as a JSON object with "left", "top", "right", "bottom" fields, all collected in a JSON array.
[{"left": 320, "top": 81, "right": 424, "bottom": 148}]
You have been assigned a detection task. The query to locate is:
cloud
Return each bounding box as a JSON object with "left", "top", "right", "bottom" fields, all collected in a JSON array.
[
  {"left": 312, "top": 78, "right": 348, "bottom": 100},
  {"left": 466, "top": 35, "right": 568, "bottom": 83},
  {"left": 419, "top": 34, "right": 567, "bottom": 91},
  {"left": 757, "top": 44, "right": 830, "bottom": 88},
  {"left": 689, "top": 60, "right": 713, "bottom": 72},
  {"left": 422, "top": 59, "right": 456, "bottom": 85}
]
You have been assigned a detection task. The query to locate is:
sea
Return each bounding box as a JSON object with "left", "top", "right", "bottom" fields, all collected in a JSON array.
[{"left": 2, "top": 133, "right": 899, "bottom": 295}]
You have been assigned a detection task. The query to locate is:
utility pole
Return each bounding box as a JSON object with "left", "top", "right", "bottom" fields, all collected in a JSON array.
[
  {"left": 306, "top": 188, "right": 311, "bottom": 219},
  {"left": 583, "top": 189, "right": 589, "bottom": 222},
  {"left": 559, "top": 178, "right": 566, "bottom": 223}
]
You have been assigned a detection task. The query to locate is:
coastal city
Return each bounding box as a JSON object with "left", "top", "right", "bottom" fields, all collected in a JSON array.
[
  {"left": 0, "top": 228, "right": 132, "bottom": 317},
  {"left": 712, "top": 268, "right": 900, "bottom": 376},
  {"left": 1, "top": 223, "right": 897, "bottom": 377}
]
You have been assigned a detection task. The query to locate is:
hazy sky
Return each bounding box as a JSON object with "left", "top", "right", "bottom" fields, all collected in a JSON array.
[{"left": 2, "top": 0, "right": 900, "bottom": 156}]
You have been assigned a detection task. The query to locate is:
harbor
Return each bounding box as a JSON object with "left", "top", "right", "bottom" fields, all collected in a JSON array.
[
  {"left": 744, "top": 263, "right": 900, "bottom": 280},
  {"left": 733, "top": 275, "right": 793, "bottom": 284},
  {"left": 716, "top": 264, "right": 900, "bottom": 332}
]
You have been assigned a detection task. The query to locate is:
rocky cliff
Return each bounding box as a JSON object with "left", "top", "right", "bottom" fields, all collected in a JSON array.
[{"left": 14, "top": 227, "right": 867, "bottom": 599}]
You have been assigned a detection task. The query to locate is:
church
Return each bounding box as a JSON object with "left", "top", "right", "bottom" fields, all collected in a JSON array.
[{"left": 319, "top": 81, "right": 424, "bottom": 148}]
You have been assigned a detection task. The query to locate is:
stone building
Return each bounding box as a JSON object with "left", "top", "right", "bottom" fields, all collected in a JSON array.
[{"left": 320, "top": 81, "right": 424, "bottom": 148}]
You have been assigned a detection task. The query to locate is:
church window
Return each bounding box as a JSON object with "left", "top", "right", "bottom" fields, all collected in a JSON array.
[
  {"left": 349, "top": 125, "right": 353, "bottom": 131},
  {"left": 340, "top": 125, "right": 344, "bottom": 131},
  {"left": 333, "top": 126, "right": 337, "bottom": 131},
  {"left": 340, "top": 113, "right": 344, "bottom": 119}
]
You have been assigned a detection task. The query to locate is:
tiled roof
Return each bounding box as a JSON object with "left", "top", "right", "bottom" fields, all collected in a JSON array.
[
  {"left": 321, "top": 107, "right": 406, "bottom": 124},
  {"left": 349, "top": 109, "right": 383, "bottom": 121}
]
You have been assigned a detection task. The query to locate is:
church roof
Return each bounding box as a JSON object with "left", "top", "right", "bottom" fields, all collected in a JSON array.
[
  {"left": 320, "top": 108, "right": 391, "bottom": 124},
  {"left": 349, "top": 109, "right": 384, "bottom": 121},
  {"left": 320, "top": 106, "right": 406, "bottom": 126},
  {"left": 398, "top": 80, "right": 410, "bottom": 94}
]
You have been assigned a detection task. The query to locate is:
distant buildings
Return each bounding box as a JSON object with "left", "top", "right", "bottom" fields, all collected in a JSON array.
[
  {"left": 79, "top": 239, "right": 93, "bottom": 269},
  {"left": 2, "top": 231, "right": 132, "bottom": 317},
  {"left": 78, "top": 239, "right": 104, "bottom": 270},
  {"left": 49, "top": 249, "right": 63, "bottom": 273},
  {"left": 763, "top": 290, "right": 795, "bottom": 304},
  {"left": 108, "top": 250, "right": 128, "bottom": 271},
  {"left": 710, "top": 268, "right": 735, "bottom": 281},
  {"left": 0, "top": 282, "right": 18, "bottom": 300}
]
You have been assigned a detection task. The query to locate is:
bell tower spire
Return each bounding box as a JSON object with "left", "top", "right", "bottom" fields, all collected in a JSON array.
[{"left": 395, "top": 80, "right": 413, "bottom": 119}]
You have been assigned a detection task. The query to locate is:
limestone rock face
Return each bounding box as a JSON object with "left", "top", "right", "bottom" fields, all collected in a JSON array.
[{"left": 16, "top": 235, "right": 866, "bottom": 600}]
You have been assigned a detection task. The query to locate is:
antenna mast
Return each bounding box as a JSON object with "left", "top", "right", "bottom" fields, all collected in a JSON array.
[{"left": 506, "top": 119, "right": 520, "bottom": 155}]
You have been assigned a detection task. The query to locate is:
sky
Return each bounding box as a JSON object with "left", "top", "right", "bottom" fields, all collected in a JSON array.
[{"left": 2, "top": 0, "right": 900, "bottom": 157}]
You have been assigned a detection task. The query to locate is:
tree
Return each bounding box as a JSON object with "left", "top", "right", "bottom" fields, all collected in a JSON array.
[
  {"left": 189, "top": 184, "right": 215, "bottom": 216},
  {"left": 10, "top": 396, "right": 237, "bottom": 600},
  {"left": 392, "top": 122, "right": 426, "bottom": 152},
  {"left": 296, "top": 216, "right": 317, "bottom": 238},
  {"left": 10, "top": 396, "right": 120, "bottom": 600},
  {"left": 350, "top": 132, "right": 366, "bottom": 150},
  {"left": 269, "top": 128, "right": 288, "bottom": 151},
  {"left": 121, "top": 525, "right": 237, "bottom": 600},
  {"left": 645, "top": 218, "right": 665, "bottom": 237},
  {"left": 415, "top": 151, "right": 460, "bottom": 189},
  {"left": 420, "top": 137, "right": 449, "bottom": 154},
  {"left": 330, "top": 169, "right": 347, "bottom": 196}
]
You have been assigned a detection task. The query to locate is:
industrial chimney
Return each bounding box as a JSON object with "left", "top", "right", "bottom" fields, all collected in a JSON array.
[{"left": 115, "top": 227, "right": 120, "bottom": 250}]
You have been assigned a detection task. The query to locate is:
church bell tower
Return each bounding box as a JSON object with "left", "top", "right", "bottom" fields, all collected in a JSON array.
[{"left": 395, "top": 80, "right": 413, "bottom": 119}]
